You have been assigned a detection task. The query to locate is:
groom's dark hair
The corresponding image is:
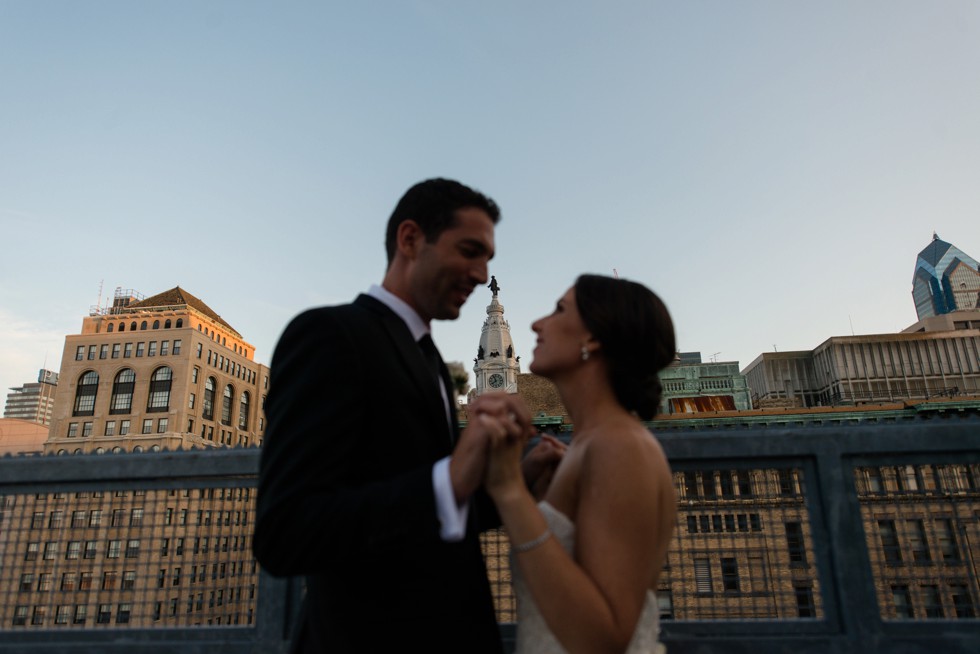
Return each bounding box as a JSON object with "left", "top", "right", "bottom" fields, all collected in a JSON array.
[{"left": 385, "top": 178, "right": 501, "bottom": 266}]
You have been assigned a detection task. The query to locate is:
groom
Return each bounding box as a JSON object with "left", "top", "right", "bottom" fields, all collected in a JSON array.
[{"left": 253, "top": 178, "right": 535, "bottom": 653}]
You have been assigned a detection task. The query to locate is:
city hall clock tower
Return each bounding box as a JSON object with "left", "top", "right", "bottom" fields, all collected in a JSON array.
[{"left": 473, "top": 276, "right": 521, "bottom": 395}]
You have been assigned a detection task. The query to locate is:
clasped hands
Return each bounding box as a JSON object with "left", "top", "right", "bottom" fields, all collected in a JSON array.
[{"left": 449, "top": 392, "right": 565, "bottom": 505}]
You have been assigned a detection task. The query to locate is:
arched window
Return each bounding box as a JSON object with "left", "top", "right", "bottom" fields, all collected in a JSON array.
[
  {"left": 140, "top": 321, "right": 148, "bottom": 330},
  {"left": 130, "top": 321, "right": 137, "bottom": 331},
  {"left": 133, "top": 445, "right": 144, "bottom": 453},
  {"left": 112, "top": 446, "right": 124, "bottom": 453},
  {"left": 147, "top": 367, "right": 173, "bottom": 413},
  {"left": 203, "top": 377, "right": 216, "bottom": 421},
  {"left": 95, "top": 447, "right": 105, "bottom": 455},
  {"left": 150, "top": 445, "right": 161, "bottom": 452},
  {"left": 221, "top": 384, "right": 234, "bottom": 426},
  {"left": 73, "top": 371, "right": 99, "bottom": 416},
  {"left": 176, "top": 319, "right": 183, "bottom": 328},
  {"left": 119, "top": 322, "right": 126, "bottom": 332},
  {"left": 57, "top": 449, "right": 68, "bottom": 455},
  {"left": 153, "top": 320, "right": 160, "bottom": 329},
  {"left": 107, "top": 323, "right": 114, "bottom": 333},
  {"left": 238, "top": 391, "right": 250, "bottom": 430},
  {"left": 165, "top": 319, "right": 172, "bottom": 328},
  {"left": 110, "top": 369, "right": 136, "bottom": 415}
]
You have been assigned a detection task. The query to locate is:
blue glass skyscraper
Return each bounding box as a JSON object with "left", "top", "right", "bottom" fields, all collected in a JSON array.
[{"left": 912, "top": 233, "right": 980, "bottom": 320}]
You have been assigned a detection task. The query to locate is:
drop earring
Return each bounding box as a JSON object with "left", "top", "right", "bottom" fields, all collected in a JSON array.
[{"left": 581, "top": 346, "right": 589, "bottom": 361}]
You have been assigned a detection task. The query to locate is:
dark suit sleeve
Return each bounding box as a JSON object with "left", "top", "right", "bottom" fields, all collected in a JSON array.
[{"left": 253, "top": 306, "right": 443, "bottom": 576}]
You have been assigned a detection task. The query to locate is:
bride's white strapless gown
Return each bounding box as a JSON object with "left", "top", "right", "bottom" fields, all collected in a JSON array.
[{"left": 510, "top": 501, "right": 666, "bottom": 654}]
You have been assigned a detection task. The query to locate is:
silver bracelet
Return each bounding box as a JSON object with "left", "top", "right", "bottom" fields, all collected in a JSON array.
[{"left": 512, "top": 528, "right": 551, "bottom": 553}]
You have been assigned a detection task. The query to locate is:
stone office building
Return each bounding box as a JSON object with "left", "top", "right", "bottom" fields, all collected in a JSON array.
[{"left": 2, "top": 286, "right": 267, "bottom": 630}]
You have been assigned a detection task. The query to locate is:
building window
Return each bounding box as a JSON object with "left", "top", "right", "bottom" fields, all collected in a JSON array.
[
  {"left": 795, "top": 585, "right": 816, "bottom": 617},
  {"left": 117, "top": 603, "right": 131, "bottom": 624},
  {"left": 75, "top": 346, "right": 85, "bottom": 361},
  {"left": 778, "top": 469, "right": 796, "bottom": 496},
  {"left": 203, "top": 377, "right": 216, "bottom": 420},
  {"left": 865, "top": 468, "right": 885, "bottom": 493},
  {"left": 119, "top": 420, "right": 130, "bottom": 436},
  {"left": 157, "top": 418, "right": 168, "bottom": 433},
  {"left": 878, "top": 520, "right": 902, "bottom": 564},
  {"left": 130, "top": 508, "right": 144, "bottom": 527},
  {"left": 721, "top": 557, "right": 740, "bottom": 592},
  {"left": 97, "top": 604, "right": 111, "bottom": 624},
  {"left": 907, "top": 519, "right": 931, "bottom": 563},
  {"left": 61, "top": 572, "right": 77, "bottom": 591},
  {"left": 72, "top": 371, "right": 99, "bottom": 416},
  {"left": 107, "top": 323, "right": 115, "bottom": 333},
  {"left": 66, "top": 541, "right": 80, "bottom": 560},
  {"left": 951, "top": 583, "right": 976, "bottom": 618},
  {"left": 152, "top": 320, "right": 160, "bottom": 329},
  {"left": 147, "top": 367, "right": 173, "bottom": 412},
  {"left": 892, "top": 585, "right": 914, "bottom": 618},
  {"left": 126, "top": 539, "right": 140, "bottom": 558},
  {"left": 142, "top": 419, "right": 153, "bottom": 434},
  {"left": 136, "top": 342, "right": 145, "bottom": 357},
  {"left": 31, "top": 606, "right": 46, "bottom": 626},
  {"left": 89, "top": 510, "right": 102, "bottom": 527},
  {"left": 122, "top": 571, "right": 136, "bottom": 590},
  {"left": 13, "top": 606, "right": 28, "bottom": 626},
  {"left": 37, "top": 573, "right": 52, "bottom": 591},
  {"left": 19, "top": 573, "right": 33, "bottom": 592},
  {"left": 173, "top": 339, "right": 182, "bottom": 354},
  {"left": 73, "top": 605, "right": 87, "bottom": 625},
  {"left": 197, "top": 343, "right": 203, "bottom": 358},
  {"left": 221, "top": 384, "right": 234, "bottom": 426},
  {"left": 161, "top": 340, "right": 169, "bottom": 356},
  {"left": 104, "top": 421, "right": 116, "bottom": 436},
  {"left": 107, "top": 540, "right": 122, "bottom": 559},
  {"left": 67, "top": 423, "right": 78, "bottom": 438},
  {"left": 99, "top": 344, "right": 108, "bottom": 359},
  {"left": 49, "top": 511, "right": 64, "bottom": 528},
  {"left": 124, "top": 343, "right": 132, "bottom": 358},
  {"left": 189, "top": 393, "right": 196, "bottom": 409},
  {"left": 694, "top": 558, "right": 712, "bottom": 594},
  {"left": 84, "top": 541, "right": 97, "bottom": 559},
  {"left": 112, "top": 343, "right": 120, "bottom": 358},
  {"left": 936, "top": 519, "right": 961, "bottom": 562},
  {"left": 55, "top": 606, "right": 70, "bottom": 625},
  {"left": 239, "top": 391, "right": 250, "bottom": 430},
  {"left": 81, "top": 422, "right": 93, "bottom": 437},
  {"left": 140, "top": 321, "right": 147, "bottom": 330},
  {"left": 148, "top": 341, "right": 157, "bottom": 357},
  {"left": 922, "top": 585, "right": 944, "bottom": 618}
]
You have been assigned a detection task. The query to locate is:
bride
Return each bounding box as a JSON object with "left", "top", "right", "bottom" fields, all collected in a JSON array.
[{"left": 480, "top": 274, "right": 677, "bottom": 654}]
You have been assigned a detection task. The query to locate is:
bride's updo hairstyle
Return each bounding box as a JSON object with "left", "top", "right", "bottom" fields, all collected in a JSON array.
[{"left": 574, "top": 274, "right": 676, "bottom": 420}]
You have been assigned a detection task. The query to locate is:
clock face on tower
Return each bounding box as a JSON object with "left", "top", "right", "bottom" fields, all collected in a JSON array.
[{"left": 488, "top": 373, "right": 504, "bottom": 388}]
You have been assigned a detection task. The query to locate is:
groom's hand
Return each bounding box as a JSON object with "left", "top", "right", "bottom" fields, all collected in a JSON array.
[{"left": 450, "top": 393, "right": 532, "bottom": 504}]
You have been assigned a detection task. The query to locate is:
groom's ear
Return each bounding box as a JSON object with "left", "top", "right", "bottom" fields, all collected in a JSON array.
[{"left": 396, "top": 220, "right": 425, "bottom": 260}]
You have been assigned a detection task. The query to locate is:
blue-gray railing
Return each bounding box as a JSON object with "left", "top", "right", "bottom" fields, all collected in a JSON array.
[{"left": 1, "top": 414, "right": 978, "bottom": 654}]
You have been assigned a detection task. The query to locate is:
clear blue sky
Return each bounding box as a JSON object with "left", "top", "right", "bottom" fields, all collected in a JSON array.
[{"left": 2, "top": 1, "right": 979, "bottom": 398}]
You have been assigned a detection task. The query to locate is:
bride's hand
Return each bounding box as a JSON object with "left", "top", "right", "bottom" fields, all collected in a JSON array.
[{"left": 480, "top": 414, "right": 528, "bottom": 500}]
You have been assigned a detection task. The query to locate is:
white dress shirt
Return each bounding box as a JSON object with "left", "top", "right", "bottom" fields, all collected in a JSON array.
[{"left": 367, "top": 284, "right": 469, "bottom": 541}]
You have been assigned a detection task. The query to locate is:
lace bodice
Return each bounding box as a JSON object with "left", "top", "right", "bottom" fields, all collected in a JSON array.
[{"left": 510, "top": 501, "right": 665, "bottom": 654}]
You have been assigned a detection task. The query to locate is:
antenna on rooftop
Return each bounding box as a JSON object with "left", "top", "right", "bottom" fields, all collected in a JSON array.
[{"left": 613, "top": 268, "right": 619, "bottom": 279}]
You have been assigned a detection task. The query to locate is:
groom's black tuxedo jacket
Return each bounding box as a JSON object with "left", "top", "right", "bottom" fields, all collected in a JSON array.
[{"left": 253, "top": 294, "right": 503, "bottom": 654}]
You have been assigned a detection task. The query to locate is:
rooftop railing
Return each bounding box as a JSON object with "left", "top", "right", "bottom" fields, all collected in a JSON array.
[{"left": 1, "top": 413, "right": 978, "bottom": 653}]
